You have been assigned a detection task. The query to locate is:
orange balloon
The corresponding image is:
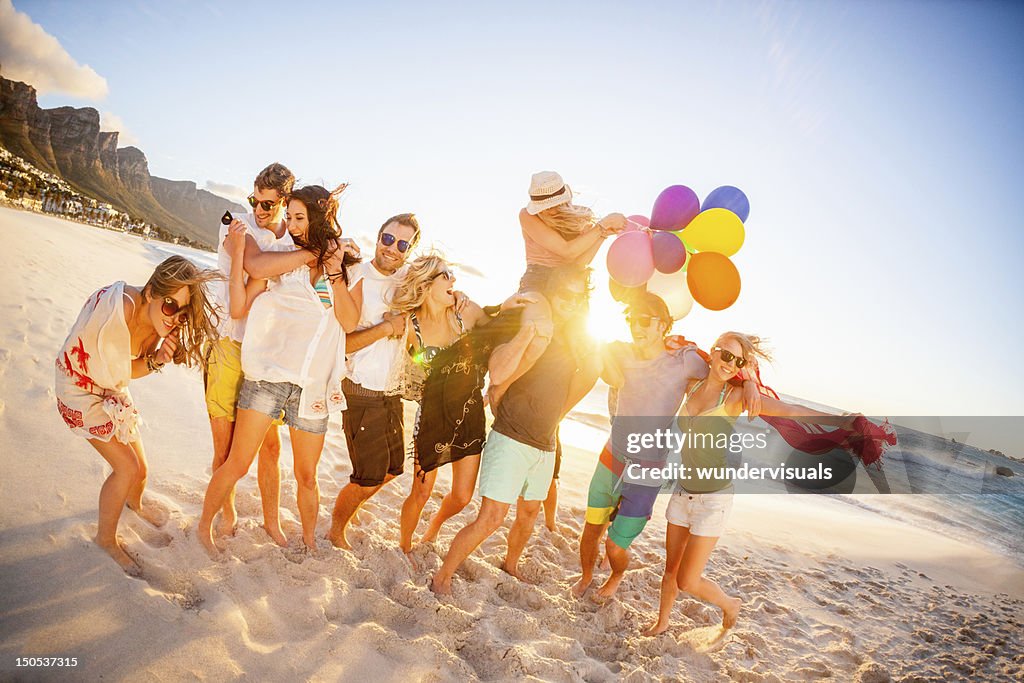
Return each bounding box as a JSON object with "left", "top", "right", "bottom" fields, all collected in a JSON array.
[{"left": 686, "top": 252, "right": 741, "bottom": 311}]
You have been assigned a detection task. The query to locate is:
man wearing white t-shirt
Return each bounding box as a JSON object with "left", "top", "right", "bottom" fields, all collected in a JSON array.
[
  {"left": 328, "top": 213, "right": 420, "bottom": 550},
  {"left": 206, "top": 163, "right": 316, "bottom": 546}
]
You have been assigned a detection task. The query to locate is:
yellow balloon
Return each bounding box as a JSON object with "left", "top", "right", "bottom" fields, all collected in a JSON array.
[{"left": 681, "top": 208, "right": 745, "bottom": 256}]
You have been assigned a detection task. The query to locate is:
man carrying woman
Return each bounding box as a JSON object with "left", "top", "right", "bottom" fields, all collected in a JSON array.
[
  {"left": 431, "top": 266, "right": 600, "bottom": 595},
  {"left": 198, "top": 184, "right": 360, "bottom": 555}
]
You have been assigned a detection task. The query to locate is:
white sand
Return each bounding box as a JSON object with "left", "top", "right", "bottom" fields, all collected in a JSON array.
[{"left": 1, "top": 207, "right": 1022, "bottom": 681}]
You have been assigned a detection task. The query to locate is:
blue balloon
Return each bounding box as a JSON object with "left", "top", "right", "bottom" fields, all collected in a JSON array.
[{"left": 702, "top": 186, "right": 750, "bottom": 223}]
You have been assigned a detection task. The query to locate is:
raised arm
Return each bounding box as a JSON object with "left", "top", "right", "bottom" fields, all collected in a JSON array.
[
  {"left": 325, "top": 246, "right": 362, "bottom": 333},
  {"left": 487, "top": 321, "right": 538, "bottom": 386},
  {"left": 757, "top": 395, "right": 858, "bottom": 428},
  {"left": 243, "top": 232, "right": 313, "bottom": 279},
  {"left": 519, "top": 209, "right": 605, "bottom": 261}
]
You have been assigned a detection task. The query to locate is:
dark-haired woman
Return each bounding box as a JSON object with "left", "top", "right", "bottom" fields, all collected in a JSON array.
[
  {"left": 55, "top": 256, "right": 222, "bottom": 573},
  {"left": 198, "top": 185, "right": 360, "bottom": 555}
]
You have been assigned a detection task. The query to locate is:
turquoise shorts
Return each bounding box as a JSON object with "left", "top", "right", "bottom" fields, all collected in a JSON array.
[{"left": 478, "top": 431, "right": 555, "bottom": 504}]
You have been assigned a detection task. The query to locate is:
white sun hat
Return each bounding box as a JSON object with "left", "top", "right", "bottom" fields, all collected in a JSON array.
[{"left": 526, "top": 171, "right": 573, "bottom": 215}]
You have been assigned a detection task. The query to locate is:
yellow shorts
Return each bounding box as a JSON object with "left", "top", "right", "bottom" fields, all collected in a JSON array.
[{"left": 204, "top": 337, "right": 283, "bottom": 425}]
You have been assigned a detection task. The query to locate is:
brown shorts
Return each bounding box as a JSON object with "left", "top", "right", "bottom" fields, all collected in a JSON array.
[{"left": 342, "top": 382, "right": 405, "bottom": 486}]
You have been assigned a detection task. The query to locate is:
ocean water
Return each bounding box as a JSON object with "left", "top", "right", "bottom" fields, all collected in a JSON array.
[{"left": 566, "top": 383, "right": 1024, "bottom": 567}]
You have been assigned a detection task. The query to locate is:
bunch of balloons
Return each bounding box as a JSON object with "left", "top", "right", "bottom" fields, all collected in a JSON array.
[{"left": 606, "top": 184, "right": 749, "bottom": 318}]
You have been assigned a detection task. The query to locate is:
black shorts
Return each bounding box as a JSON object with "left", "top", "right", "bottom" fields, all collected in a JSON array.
[{"left": 342, "top": 385, "right": 405, "bottom": 487}]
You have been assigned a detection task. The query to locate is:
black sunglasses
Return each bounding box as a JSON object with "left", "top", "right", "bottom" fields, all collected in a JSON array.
[
  {"left": 627, "top": 314, "right": 661, "bottom": 328},
  {"left": 553, "top": 288, "right": 588, "bottom": 308},
  {"left": 380, "top": 232, "right": 412, "bottom": 253},
  {"left": 433, "top": 269, "right": 454, "bottom": 282},
  {"left": 161, "top": 297, "right": 189, "bottom": 324},
  {"left": 712, "top": 346, "right": 747, "bottom": 368},
  {"left": 247, "top": 195, "right": 281, "bottom": 212}
]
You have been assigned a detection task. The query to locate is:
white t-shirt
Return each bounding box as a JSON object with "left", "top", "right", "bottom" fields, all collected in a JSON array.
[
  {"left": 346, "top": 260, "right": 408, "bottom": 393},
  {"left": 213, "top": 213, "right": 295, "bottom": 342},
  {"left": 241, "top": 267, "right": 347, "bottom": 419}
]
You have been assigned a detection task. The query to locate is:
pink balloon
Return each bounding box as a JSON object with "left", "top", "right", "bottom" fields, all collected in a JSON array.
[
  {"left": 652, "top": 230, "right": 688, "bottom": 273},
  {"left": 650, "top": 185, "right": 700, "bottom": 232},
  {"left": 625, "top": 214, "right": 650, "bottom": 232},
  {"left": 606, "top": 231, "right": 654, "bottom": 287}
]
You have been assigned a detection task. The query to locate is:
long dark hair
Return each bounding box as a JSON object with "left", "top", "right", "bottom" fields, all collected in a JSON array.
[{"left": 288, "top": 184, "right": 360, "bottom": 282}]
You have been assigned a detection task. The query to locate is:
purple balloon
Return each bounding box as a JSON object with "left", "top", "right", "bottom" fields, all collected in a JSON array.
[
  {"left": 652, "top": 231, "right": 688, "bottom": 274},
  {"left": 701, "top": 185, "right": 750, "bottom": 222},
  {"left": 650, "top": 185, "right": 700, "bottom": 231}
]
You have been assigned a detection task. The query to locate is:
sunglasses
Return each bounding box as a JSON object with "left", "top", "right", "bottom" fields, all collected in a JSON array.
[
  {"left": 627, "top": 314, "right": 662, "bottom": 328},
  {"left": 161, "top": 297, "right": 189, "bottom": 324},
  {"left": 553, "top": 288, "right": 588, "bottom": 308},
  {"left": 433, "top": 269, "right": 454, "bottom": 282},
  {"left": 380, "top": 232, "right": 412, "bottom": 253},
  {"left": 712, "top": 346, "right": 747, "bottom": 368},
  {"left": 247, "top": 195, "right": 281, "bottom": 212}
]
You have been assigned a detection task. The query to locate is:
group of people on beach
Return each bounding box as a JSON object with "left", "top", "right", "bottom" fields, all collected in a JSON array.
[{"left": 55, "top": 163, "right": 882, "bottom": 635}]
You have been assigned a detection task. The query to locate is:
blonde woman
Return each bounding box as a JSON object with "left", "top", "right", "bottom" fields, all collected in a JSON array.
[
  {"left": 644, "top": 332, "right": 871, "bottom": 636},
  {"left": 55, "top": 256, "right": 221, "bottom": 573},
  {"left": 394, "top": 254, "right": 533, "bottom": 555}
]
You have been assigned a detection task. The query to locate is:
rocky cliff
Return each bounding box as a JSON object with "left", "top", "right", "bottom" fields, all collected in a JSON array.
[{"left": 0, "top": 70, "right": 242, "bottom": 247}]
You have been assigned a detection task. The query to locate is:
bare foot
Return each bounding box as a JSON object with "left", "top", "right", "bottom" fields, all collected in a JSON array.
[
  {"left": 430, "top": 575, "right": 452, "bottom": 596},
  {"left": 302, "top": 535, "right": 317, "bottom": 552},
  {"left": 722, "top": 597, "right": 742, "bottom": 629},
  {"left": 570, "top": 575, "right": 592, "bottom": 598},
  {"left": 263, "top": 524, "right": 288, "bottom": 548},
  {"left": 642, "top": 621, "right": 669, "bottom": 637},
  {"left": 216, "top": 513, "right": 237, "bottom": 538},
  {"left": 502, "top": 560, "right": 534, "bottom": 583},
  {"left": 597, "top": 572, "right": 624, "bottom": 598},
  {"left": 96, "top": 538, "right": 141, "bottom": 575},
  {"left": 128, "top": 500, "right": 168, "bottom": 528},
  {"left": 328, "top": 526, "right": 350, "bottom": 550},
  {"left": 198, "top": 527, "right": 221, "bottom": 559}
]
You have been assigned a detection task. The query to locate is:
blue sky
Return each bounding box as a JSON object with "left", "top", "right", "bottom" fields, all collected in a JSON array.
[{"left": 7, "top": 0, "right": 1024, "bottom": 420}]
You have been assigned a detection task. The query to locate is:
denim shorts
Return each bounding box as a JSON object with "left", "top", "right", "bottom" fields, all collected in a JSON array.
[{"left": 237, "top": 379, "right": 329, "bottom": 434}]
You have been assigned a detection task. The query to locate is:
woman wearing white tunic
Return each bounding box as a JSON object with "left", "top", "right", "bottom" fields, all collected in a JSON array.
[
  {"left": 55, "top": 256, "right": 222, "bottom": 573},
  {"left": 197, "top": 185, "right": 360, "bottom": 554}
]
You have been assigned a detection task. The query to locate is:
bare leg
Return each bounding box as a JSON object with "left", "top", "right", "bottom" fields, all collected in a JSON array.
[
  {"left": 208, "top": 415, "right": 237, "bottom": 536},
  {"left": 675, "top": 533, "right": 741, "bottom": 629},
  {"left": 329, "top": 481, "right": 384, "bottom": 550},
  {"left": 257, "top": 426, "right": 286, "bottom": 546},
  {"left": 124, "top": 439, "right": 167, "bottom": 527},
  {"left": 197, "top": 408, "right": 274, "bottom": 557},
  {"left": 290, "top": 427, "right": 325, "bottom": 551},
  {"left": 643, "top": 523, "right": 689, "bottom": 636},
  {"left": 431, "top": 497, "right": 510, "bottom": 595},
  {"left": 422, "top": 454, "right": 480, "bottom": 544},
  {"left": 400, "top": 468, "right": 437, "bottom": 553},
  {"left": 597, "top": 536, "right": 630, "bottom": 598},
  {"left": 542, "top": 477, "right": 558, "bottom": 532},
  {"left": 503, "top": 497, "right": 542, "bottom": 580},
  {"left": 571, "top": 520, "right": 608, "bottom": 597},
  {"left": 86, "top": 438, "right": 142, "bottom": 573}
]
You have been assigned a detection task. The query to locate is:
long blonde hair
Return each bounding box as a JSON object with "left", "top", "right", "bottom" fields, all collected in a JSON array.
[
  {"left": 389, "top": 253, "right": 450, "bottom": 313},
  {"left": 143, "top": 256, "right": 223, "bottom": 369},
  {"left": 537, "top": 201, "right": 596, "bottom": 237},
  {"left": 714, "top": 331, "right": 772, "bottom": 365}
]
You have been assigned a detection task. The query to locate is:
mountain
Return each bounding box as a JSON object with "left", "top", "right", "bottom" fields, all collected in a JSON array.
[{"left": 0, "top": 69, "right": 242, "bottom": 247}]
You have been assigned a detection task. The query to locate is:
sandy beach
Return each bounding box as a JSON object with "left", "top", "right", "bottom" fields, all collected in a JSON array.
[{"left": 1, "top": 207, "right": 1022, "bottom": 682}]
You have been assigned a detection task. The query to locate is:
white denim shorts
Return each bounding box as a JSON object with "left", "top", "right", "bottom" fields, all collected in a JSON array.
[{"left": 665, "top": 484, "right": 734, "bottom": 537}]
